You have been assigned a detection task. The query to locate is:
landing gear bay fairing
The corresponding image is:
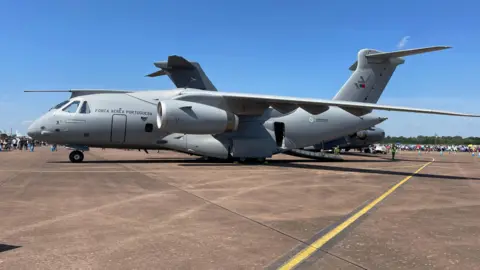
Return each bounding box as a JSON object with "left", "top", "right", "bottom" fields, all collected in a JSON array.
[
  {"left": 304, "top": 126, "right": 386, "bottom": 152},
  {"left": 26, "top": 46, "right": 479, "bottom": 163}
]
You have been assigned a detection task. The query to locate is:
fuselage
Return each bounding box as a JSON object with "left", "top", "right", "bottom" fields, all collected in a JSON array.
[{"left": 27, "top": 88, "right": 386, "bottom": 159}]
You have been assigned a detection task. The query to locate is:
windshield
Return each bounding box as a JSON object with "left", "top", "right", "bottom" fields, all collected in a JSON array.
[
  {"left": 62, "top": 101, "right": 81, "bottom": 113},
  {"left": 49, "top": 100, "right": 70, "bottom": 111}
]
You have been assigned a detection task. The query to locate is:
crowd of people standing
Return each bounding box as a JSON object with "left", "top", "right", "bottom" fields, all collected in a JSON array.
[{"left": 0, "top": 137, "right": 41, "bottom": 152}]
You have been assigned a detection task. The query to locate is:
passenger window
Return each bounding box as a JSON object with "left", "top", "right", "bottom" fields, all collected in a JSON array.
[
  {"left": 145, "top": 123, "right": 153, "bottom": 132},
  {"left": 63, "top": 101, "right": 81, "bottom": 113},
  {"left": 79, "top": 101, "right": 91, "bottom": 114}
]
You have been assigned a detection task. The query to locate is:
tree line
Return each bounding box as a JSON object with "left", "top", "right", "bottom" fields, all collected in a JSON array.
[{"left": 383, "top": 136, "right": 480, "bottom": 145}]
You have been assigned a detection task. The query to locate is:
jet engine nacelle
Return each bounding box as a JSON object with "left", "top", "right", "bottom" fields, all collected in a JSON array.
[
  {"left": 353, "top": 128, "right": 385, "bottom": 142},
  {"left": 355, "top": 130, "right": 368, "bottom": 140},
  {"left": 157, "top": 100, "right": 239, "bottom": 134}
]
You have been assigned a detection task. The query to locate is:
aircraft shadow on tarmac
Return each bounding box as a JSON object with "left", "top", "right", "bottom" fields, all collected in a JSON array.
[
  {"left": 49, "top": 157, "right": 479, "bottom": 181},
  {"left": 179, "top": 159, "right": 480, "bottom": 181},
  {"left": 49, "top": 157, "right": 392, "bottom": 164},
  {"left": 0, "top": 244, "right": 21, "bottom": 253},
  {"left": 263, "top": 162, "right": 480, "bottom": 181}
]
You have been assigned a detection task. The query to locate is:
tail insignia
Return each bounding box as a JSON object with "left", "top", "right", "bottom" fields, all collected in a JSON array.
[{"left": 355, "top": 75, "right": 371, "bottom": 90}]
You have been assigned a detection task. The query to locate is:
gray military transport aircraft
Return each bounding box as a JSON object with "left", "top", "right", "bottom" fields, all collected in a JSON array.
[
  {"left": 26, "top": 45, "right": 479, "bottom": 163},
  {"left": 148, "top": 54, "right": 387, "bottom": 153}
]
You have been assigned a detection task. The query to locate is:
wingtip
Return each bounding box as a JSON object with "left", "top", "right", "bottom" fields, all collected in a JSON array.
[
  {"left": 437, "top": 45, "right": 453, "bottom": 50},
  {"left": 24, "top": 90, "right": 72, "bottom": 93}
]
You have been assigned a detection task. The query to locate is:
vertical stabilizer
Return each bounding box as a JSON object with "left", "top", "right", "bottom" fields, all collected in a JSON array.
[{"left": 333, "top": 46, "right": 451, "bottom": 105}]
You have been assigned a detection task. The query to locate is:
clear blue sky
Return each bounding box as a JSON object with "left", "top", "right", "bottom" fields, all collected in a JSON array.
[{"left": 1, "top": 0, "right": 479, "bottom": 137}]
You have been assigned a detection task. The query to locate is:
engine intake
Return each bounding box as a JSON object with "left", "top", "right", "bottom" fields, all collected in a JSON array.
[
  {"left": 352, "top": 128, "right": 386, "bottom": 142},
  {"left": 356, "top": 130, "right": 368, "bottom": 140},
  {"left": 157, "top": 100, "right": 239, "bottom": 134}
]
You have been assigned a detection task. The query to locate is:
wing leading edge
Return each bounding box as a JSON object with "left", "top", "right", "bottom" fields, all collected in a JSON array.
[
  {"left": 24, "top": 89, "right": 133, "bottom": 98},
  {"left": 175, "top": 91, "right": 480, "bottom": 117}
]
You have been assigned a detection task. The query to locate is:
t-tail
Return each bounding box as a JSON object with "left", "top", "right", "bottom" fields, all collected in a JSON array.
[
  {"left": 146, "top": 55, "right": 217, "bottom": 91},
  {"left": 333, "top": 46, "right": 451, "bottom": 107}
]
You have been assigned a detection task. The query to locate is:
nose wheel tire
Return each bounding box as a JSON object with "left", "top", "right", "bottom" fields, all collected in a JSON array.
[{"left": 69, "top": 150, "right": 84, "bottom": 163}]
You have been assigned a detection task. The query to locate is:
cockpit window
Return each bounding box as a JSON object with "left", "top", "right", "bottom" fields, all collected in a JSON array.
[
  {"left": 62, "top": 101, "right": 81, "bottom": 113},
  {"left": 49, "top": 100, "right": 70, "bottom": 111},
  {"left": 79, "top": 101, "right": 91, "bottom": 114}
]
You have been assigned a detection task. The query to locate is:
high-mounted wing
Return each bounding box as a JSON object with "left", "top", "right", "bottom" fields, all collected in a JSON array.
[
  {"left": 24, "top": 89, "right": 132, "bottom": 98},
  {"left": 174, "top": 91, "right": 480, "bottom": 117}
]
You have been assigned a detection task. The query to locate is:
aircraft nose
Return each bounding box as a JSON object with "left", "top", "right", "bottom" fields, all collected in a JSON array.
[{"left": 27, "top": 120, "right": 42, "bottom": 139}]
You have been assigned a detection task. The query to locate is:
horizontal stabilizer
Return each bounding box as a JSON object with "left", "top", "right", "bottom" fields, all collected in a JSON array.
[
  {"left": 147, "top": 55, "right": 217, "bottom": 91},
  {"left": 348, "top": 62, "right": 358, "bottom": 71},
  {"left": 146, "top": 70, "right": 167, "bottom": 77},
  {"left": 148, "top": 55, "right": 197, "bottom": 77},
  {"left": 348, "top": 46, "right": 451, "bottom": 71},
  {"left": 366, "top": 46, "right": 451, "bottom": 59},
  {"left": 146, "top": 56, "right": 194, "bottom": 78}
]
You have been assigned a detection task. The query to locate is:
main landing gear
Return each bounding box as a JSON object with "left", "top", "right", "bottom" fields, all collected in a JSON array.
[
  {"left": 234, "top": 157, "right": 267, "bottom": 164},
  {"left": 69, "top": 150, "right": 84, "bottom": 163}
]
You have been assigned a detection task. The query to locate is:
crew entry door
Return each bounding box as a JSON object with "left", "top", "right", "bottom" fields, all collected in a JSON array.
[
  {"left": 111, "top": 114, "right": 127, "bottom": 143},
  {"left": 273, "top": 122, "right": 285, "bottom": 148}
]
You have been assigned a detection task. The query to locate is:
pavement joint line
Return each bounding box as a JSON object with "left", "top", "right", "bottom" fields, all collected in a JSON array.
[
  {"left": 111, "top": 155, "right": 415, "bottom": 270},
  {"left": 0, "top": 164, "right": 423, "bottom": 175},
  {"left": 87, "top": 150, "right": 434, "bottom": 270},
  {"left": 0, "top": 154, "right": 48, "bottom": 187},
  {"left": 276, "top": 158, "right": 435, "bottom": 270},
  {"left": 100, "top": 153, "right": 369, "bottom": 269}
]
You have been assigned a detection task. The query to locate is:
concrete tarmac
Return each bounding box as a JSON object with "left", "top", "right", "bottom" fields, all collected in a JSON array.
[{"left": 0, "top": 148, "right": 479, "bottom": 269}]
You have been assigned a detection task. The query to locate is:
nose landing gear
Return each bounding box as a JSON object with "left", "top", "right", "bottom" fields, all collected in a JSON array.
[{"left": 69, "top": 150, "right": 84, "bottom": 163}]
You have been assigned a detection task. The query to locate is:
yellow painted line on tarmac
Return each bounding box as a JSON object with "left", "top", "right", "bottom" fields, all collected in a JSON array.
[
  {"left": 278, "top": 158, "right": 434, "bottom": 270},
  {"left": 359, "top": 164, "right": 425, "bottom": 170}
]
